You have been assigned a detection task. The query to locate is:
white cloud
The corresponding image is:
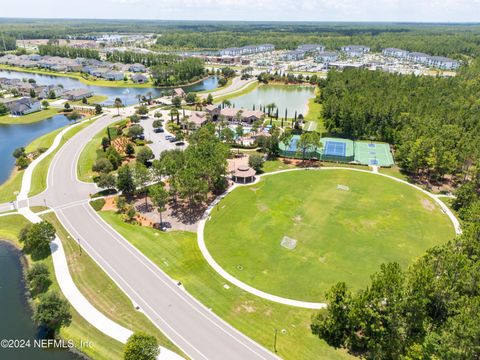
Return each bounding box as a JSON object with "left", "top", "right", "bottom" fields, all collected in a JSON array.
[{"left": 2, "top": 0, "right": 480, "bottom": 21}]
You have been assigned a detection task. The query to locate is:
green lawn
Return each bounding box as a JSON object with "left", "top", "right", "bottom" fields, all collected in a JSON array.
[
  {"left": 205, "top": 169, "right": 455, "bottom": 302},
  {"left": 213, "top": 81, "right": 259, "bottom": 103},
  {"left": 71, "top": 94, "right": 108, "bottom": 106},
  {"left": 304, "top": 90, "right": 325, "bottom": 133},
  {"left": 77, "top": 123, "right": 112, "bottom": 183},
  {"left": 99, "top": 210, "right": 352, "bottom": 360},
  {"left": 0, "top": 108, "right": 60, "bottom": 125},
  {"left": 29, "top": 120, "right": 95, "bottom": 197},
  {"left": 41, "top": 212, "right": 183, "bottom": 358}
]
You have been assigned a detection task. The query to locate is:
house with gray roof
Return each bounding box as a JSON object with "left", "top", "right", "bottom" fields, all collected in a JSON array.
[{"left": 0, "top": 97, "right": 41, "bottom": 116}]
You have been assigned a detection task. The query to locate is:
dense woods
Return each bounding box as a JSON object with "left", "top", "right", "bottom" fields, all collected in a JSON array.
[
  {"left": 106, "top": 50, "right": 180, "bottom": 66},
  {"left": 38, "top": 44, "right": 100, "bottom": 60},
  {"left": 155, "top": 28, "right": 480, "bottom": 57},
  {"left": 150, "top": 58, "right": 205, "bottom": 86},
  {"left": 319, "top": 63, "right": 480, "bottom": 181}
]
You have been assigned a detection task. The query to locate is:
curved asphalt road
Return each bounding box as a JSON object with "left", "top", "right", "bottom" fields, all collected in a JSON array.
[{"left": 29, "top": 109, "right": 279, "bottom": 360}]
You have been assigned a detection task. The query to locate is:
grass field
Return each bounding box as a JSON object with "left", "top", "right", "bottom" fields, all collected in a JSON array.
[
  {"left": 41, "top": 212, "right": 182, "bottom": 357},
  {"left": 71, "top": 94, "right": 109, "bottom": 106},
  {"left": 77, "top": 123, "right": 112, "bottom": 183},
  {"left": 0, "top": 108, "right": 60, "bottom": 125},
  {"left": 29, "top": 120, "right": 95, "bottom": 196},
  {"left": 99, "top": 210, "right": 352, "bottom": 360},
  {"left": 212, "top": 81, "right": 259, "bottom": 103},
  {"left": 304, "top": 88, "right": 325, "bottom": 133},
  {"left": 204, "top": 169, "right": 455, "bottom": 302}
]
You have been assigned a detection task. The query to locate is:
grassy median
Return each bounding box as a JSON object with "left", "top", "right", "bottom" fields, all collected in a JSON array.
[{"left": 99, "top": 210, "right": 352, "bottom": 360}]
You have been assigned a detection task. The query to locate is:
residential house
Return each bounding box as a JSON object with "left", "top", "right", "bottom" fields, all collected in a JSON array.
[
  {"left": 206, "top": 106, "right": 264, "bottom": 124},
  {"left": 0, "top": 97, "right": 41, "bottom": 115},
  {"left": 282, "top": 50, "right": 305, "bottom": 61},
  {"left": 63, "top": 89, "right": 94, "bottom": 101},
  {"left": 104, "top": 71, "right": 125, "bottom": 81},
  {"left": 129, "top": 63, "right": 146, "bottom": 72},
  {"left": 131, "top": 74, "right": 148, "bottom": 84}
]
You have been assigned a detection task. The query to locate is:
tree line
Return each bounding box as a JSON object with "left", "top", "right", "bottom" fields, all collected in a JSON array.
[
  {"left": 150, "top": 57, "right": 205, "bottom": 86},
  {"left": 105, "top": 50, "right": 180, "bottom": 66},
  {"left": 38, "top": 44, "right": 100, "bottom": 60},
  {"left": 319, "top": 63, "right": 480, "bottom": 182},
  {"left": 311, "top": 221, "right": 480, "bottom": 359}
]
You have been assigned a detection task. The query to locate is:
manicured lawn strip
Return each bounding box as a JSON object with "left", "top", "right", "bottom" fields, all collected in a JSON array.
[
  {"left": 29, "top": 120, "right": 94, "bottom": 197},
  {"left": 71, "top": 94, "right": 109, "bottom": 106},
  {"left": 0, "top": 108, "right": 60, "bottom": 125},
  {"left": 99, "top": 210, "right": 352, "bottom": 360},
  {"left": 378, "top": 166, "right": 409, "bottom": 181},
  {"left": 41, "top": 212, "right": 183, "bottom": 357},
  {"left": 205, "top": 170, "right": 455, "bottom": 301},
  {"left": 77, "top": 120, "right": 125, "bottom": 183},
  {"left": 0, "top": 169, "right": 23, "bottom": 203},
  {"left": 304, "top": 88, "right": 325, "bottom": 133},
  {"left": 0, "top": 214, "right": 124, "bottom": 360},
  {"left": 212, "top": 81, "right": 259, "bottom": 103}
]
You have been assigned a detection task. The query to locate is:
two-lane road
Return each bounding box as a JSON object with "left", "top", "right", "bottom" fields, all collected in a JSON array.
[{"left": 30, "top": 109, "right": 278, "bottom": 360}]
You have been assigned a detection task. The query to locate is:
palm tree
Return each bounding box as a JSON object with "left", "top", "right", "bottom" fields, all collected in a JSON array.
[
  {"left": 114, "top": 97, "right": 123, "bottom": 116},
  {"left": 222, "top": 99, "right": 231, "bottom": 108}
]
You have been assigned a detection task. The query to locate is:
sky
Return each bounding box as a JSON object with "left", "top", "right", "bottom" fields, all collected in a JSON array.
[{"left": 2, "top": 0, "right": 480, "bottom": 22}]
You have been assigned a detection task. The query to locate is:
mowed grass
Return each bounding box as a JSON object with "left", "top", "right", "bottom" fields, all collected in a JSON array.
[
  {"left": 41, "top": 212, "right": 183, "bottom": 357},
  {"left": 99, "top": 210, "right": 353, "bottom": 360},
  {"left": 304, "top": 90, "right": 325, "bottom": 133},
  {"left": 205, "top": 169, "right": 455, "bottom": 302},
  {"left": 0, "top": 108, "right": 60, "bottom": 125},
  {"left": 29, "top": 120, "right": 95, "bottom": 196}
]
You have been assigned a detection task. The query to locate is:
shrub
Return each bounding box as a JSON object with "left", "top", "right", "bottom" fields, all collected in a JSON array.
[{"left": 90, "top": 198, "right": 106, "bottom": 211}]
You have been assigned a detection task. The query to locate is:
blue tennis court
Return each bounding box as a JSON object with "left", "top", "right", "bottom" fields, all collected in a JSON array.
[
  {"left": 288, "top": 137, "right": 299, "bottom": 152},
  {"left": 324, "top": 141, "right": 346, "bottom": 157}
]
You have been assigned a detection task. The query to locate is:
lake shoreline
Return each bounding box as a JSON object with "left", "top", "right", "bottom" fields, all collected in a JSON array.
[
  {"left": 0, "top": 239, "right": 87, "bottom": 360},
  {"left": 0, "top": 64, "right": 215, "bottom": 89}
]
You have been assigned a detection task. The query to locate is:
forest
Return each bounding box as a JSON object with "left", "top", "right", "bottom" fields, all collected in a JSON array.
[
  {"left": 319, "top": 61, "right": 480, "bottom": 182},
  {"left": 1, "top": 19, "right": 480, "bottom": 58}
]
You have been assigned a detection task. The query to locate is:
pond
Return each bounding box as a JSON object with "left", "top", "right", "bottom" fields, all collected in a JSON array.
[
  {"left": 226, "top": 85, "right": 314, "bottom": 117},
  {"left": 0, "top": 241, "right": 80, "bottom": 360},
  {"left": 0, "top": 114, "right": 72, "bottom": 185},
  {"left": 0, "top": 70, "right": 218, "bottom": 106}
]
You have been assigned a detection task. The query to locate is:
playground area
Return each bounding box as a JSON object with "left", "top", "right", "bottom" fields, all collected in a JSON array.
[{"left": 279, "top": 135, "right": 394, "bottom": 167}]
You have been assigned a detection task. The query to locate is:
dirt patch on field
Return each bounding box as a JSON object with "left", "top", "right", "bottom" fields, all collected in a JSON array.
[
  {"left": 235, "top": 301, "right": 257, "bottom": 314},
  {"left": 293, "top": 215, "right": 302, "bottom": 224},
  {"left": 361, "top": 219, "right": 378, "bottom": 228},
  {"left": 421, "top": 199, "right": 436, "bottom": 211}
]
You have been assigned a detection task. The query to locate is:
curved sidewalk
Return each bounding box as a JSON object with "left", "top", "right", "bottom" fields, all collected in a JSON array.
[
  {"left": 16, "top": 114, "right": 182, "bottom": 360},
  {"left": 197, "top": 167, "right": 462, "bottom": 310}
]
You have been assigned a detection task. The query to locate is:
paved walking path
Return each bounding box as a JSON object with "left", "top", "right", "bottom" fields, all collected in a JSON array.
[
  {"left": 13, "top": 111, "right": 183, "bottom": 360},
  {"left": 197, "top": 166, "right": 462, "bottom": 309}
]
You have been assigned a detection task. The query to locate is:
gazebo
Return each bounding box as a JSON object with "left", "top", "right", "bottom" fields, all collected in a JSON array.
[{"left": 232, "top": 166, "right": 256, "bottom": 184}]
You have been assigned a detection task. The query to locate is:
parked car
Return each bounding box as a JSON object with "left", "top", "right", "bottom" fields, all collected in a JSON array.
[
  {"left": 154, "top": 127, "right": 164, "bottom": 133},
  {"left": 169, "top": 137, "right": 177, "bottom": 143},
  {"left": 175, "top": 141, "right": 185, "bottom": 146},
  {"left": 165, "top": 135, "right": 173, "bottom": 140}
]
